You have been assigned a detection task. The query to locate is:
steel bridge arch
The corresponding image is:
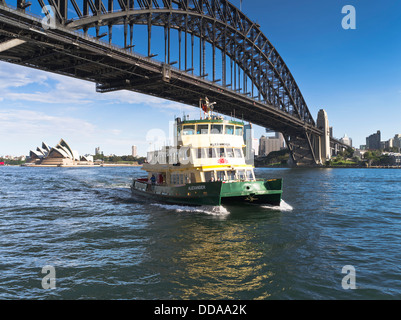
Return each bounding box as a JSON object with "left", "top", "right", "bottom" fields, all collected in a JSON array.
[{"left": 48, "top": 0, "right": 315, "bottom": 127}]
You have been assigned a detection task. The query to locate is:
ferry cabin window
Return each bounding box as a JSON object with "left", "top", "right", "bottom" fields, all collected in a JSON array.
[
  {"left": 204, "top": 171, "right": 214, "bottom": 182},
  {"left": 201, "top": 148, "right": 207, "bottom": 159},
  {"left": 227, "top": 170, "right": 236, "bottom": 181},
  {"left": 234, "top": 148, "right": 242, "bottom": 158},
  {"left": 216, "top": 171, "right": 226, "bottom": 181},
  {"left": 226, "top": 148, "right": 234, "bottom": 158},
  {"left": 246, "top": 170, "right": 254, "bottom": 181},
  {"left": 211, "top": 124, "right": 223, "bottom": 134},
  {"left": 171, "top": 174, "right": 186, "bottom": 185},
  {"left": 197, "top": 148, "right": 202, "bottom": 159},
  {"left": 237, "top": 170, "right": 246, "bottom": 180},
  {"left": 196, "top": 148, "right": 213, "bottom": 159},
  {"left": 237, "top": 170, "right": 254, "bottom": 181},
  {"left": 196, "top": 148, "right": 207, "bottom": 159},
  {"left": 196, "top": 148, "right": 234, "bottom": 159},
  {"left": 182, "top": 125, "right": 195, "bottom": 135},
  {"left": 235, "top": 126, "right": 243, "bottom": 136},
  {"left": 225, "top": 125, "right": 234, "bottom": 135},
  {"left": 208, "top": 148, "right": 217, "bottom": 158},
  {"left": 197, "top": 124, "right": 209, "bottom": 134}
]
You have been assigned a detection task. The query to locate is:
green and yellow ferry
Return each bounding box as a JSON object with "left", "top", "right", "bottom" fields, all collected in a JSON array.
[{"left": 131, "top": 99, "right": 283, "bottom": 206}]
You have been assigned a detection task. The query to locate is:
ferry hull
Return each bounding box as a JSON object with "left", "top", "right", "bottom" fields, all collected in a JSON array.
[
  {"left": 131, "top": 180, "right": 223, "bottom": 206},
  {"left": 131, "top": 179, "right": 283, "bottom": 207}
]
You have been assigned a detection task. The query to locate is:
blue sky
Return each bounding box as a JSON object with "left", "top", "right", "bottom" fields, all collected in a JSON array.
[{"left": 1, "top": 0, "right": 400, "bottom": 157}]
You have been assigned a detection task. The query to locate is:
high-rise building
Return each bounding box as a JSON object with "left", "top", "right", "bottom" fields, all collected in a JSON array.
[
  {"left": 393, "top": 134, "right": 401, "bottom": 150},
  {"left": 95, "top": 147, "right": 101, "bottom": 155},
  {"left": 366, "top": 131, "right": 381, "bottom": 150},
  {"left": 259, "top": 132, "right": 284, "bottom": 156},
  {"left": 340, "top": 134, "right": 352, "bottom": 148},
  {"left": 132, "top": 145, "right": 137, "bottom": 158},
  {"left": 383, "top": 139, "right": 394, "bottom": 150},
  {"left": 243, "top": 124, "right": 257, "bottom": 164},
  {"left": 252, "top": 138, "right": 259, "bottom": 157}
]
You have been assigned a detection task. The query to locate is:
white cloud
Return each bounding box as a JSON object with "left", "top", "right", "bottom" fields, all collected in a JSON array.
[
  {"left": 0, "top": 61, "right": 195, "bottom": 111},
  {"left": 110, "top": 129, "right": 122, "bottom": 136},
  {"left": 0, "top": 108, "right": 100, "bottom": 156},
  {"left": 0, "top": 109, "right": 95, "bottom": 135},
  {"left": 0, "top": 64, "right": 48, "bottom": 90}
]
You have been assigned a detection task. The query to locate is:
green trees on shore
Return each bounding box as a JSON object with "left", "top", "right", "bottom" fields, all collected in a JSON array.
[
  {"left": 0, "top": 157, "right": 25, "bottom": 165},
  {"left": 327, "top": 148, "right": 396, "bottom": 167},
  {"left": 92, "top": 154, "right": 147, "bottom": 164},
  {"left": 254, "top": 146, "right": 398, "bottom": 167}
]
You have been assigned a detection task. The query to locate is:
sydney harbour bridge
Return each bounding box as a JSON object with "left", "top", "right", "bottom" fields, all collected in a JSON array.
[{"left": 0, "top": 0, "right": 346, "bottom": 166}]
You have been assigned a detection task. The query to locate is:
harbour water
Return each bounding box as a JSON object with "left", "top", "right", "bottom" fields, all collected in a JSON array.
[{"left": 1, "top": 166, "right": 401, "bottom": 299}]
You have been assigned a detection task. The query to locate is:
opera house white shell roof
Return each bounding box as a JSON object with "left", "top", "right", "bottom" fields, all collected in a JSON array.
[{"left": 28, "top": 139, "right": 93, "bottom": 166}]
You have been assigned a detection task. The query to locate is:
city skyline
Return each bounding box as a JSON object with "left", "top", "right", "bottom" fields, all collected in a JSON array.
[{"left": 1, "top": 0, "right": 400, "bottom": 157}]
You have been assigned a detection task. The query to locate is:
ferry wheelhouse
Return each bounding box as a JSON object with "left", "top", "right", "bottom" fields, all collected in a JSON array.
[{"left": 131, "top": 99, "right": 282, "bottom": 206}]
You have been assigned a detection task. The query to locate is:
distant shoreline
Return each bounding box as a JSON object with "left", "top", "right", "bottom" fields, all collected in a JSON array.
[{"left": 3, "top": 163, "right": 143, "bottom": 168}]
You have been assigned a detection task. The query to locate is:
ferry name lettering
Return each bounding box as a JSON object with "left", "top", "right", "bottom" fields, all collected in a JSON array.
[
  {"left": 210, "top": 143, "right": 230, "bottom": 146},
  {"left": 188, "top": 185, "right": 206, "bottom": 191}
]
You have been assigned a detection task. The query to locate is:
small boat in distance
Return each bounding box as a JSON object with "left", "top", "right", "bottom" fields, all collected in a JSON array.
[{"left": 131, "top": 98, "right": 283, "bottom": 207}]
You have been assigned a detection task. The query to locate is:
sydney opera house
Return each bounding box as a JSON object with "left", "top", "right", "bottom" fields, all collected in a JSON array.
[{"left": 28, "top": 139, "right": 93, "bottom": 166}]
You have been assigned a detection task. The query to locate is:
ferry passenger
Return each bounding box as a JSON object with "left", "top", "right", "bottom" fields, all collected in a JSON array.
[{"left": 150, "top": 174, "right": 156, "bottom": 185}]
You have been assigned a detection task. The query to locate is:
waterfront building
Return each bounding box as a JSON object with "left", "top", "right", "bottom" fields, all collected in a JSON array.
[
  {"left": 393, "top": 134, "right": 401, "bottom": 151},
  {"left": 252, "top": 138, "right": 259, "bottom": 157},
  {"left": 243, "top": 123, "right": 261, "bottom": 162},
  {"left": 132, "top": 145, "right": 138, "bottom": 158},
  {"left": 366, "top": 130, "right": 381, "bottom": 150},
  {"left": 382, "top": 139, "right": 394, "bottom": 150},
  {"left": 259, "top": 132, "right": 284, "bottom": 156},
  {"left": 340, "top": 134, "right": 352, "bottom": 148},
  {"left": 391, "top": 153, "right": 401, "bottom": 165},
  {"left": 354, "top": 149, "right": 367, "bottom": 160}
]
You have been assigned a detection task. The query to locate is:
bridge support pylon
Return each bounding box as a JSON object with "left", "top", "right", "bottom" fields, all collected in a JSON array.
[{"left": 316, "top": 109, "right": 331, "bottom": 165}]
